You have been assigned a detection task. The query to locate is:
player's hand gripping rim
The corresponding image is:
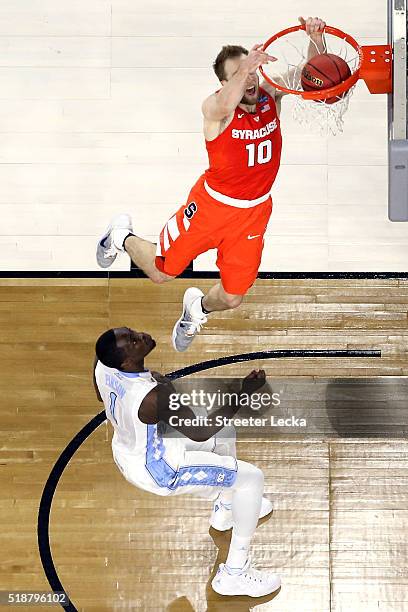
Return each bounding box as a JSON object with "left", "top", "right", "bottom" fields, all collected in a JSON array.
[{"left": 299, "top": 16, "right": 326, "bottom": 40}]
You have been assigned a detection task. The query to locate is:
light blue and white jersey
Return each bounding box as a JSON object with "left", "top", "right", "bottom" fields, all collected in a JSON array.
[
  {"left": 95, "top": 361, "right": 237, "bottom": 497},
  {"left": 95, "top": 360, "right": 186, "bottom": 494},
  {"left": 95, "top": 360, "right": 158, "bottom": 457}
]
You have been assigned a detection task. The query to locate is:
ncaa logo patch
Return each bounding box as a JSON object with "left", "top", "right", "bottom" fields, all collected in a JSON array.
[{"left": 184, "top": 201, "right": 197, "bottom": 219}]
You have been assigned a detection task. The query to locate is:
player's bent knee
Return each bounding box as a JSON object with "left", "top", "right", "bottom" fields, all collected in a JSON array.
[
  {"left": 235, "top": 460, "right": 264, "bottom": 490},
  {"left": 149, "top": 271, "right": 175, "bottom": 284},
  {"left": 223, "top": 293, "right": 243, "bottom": 309}
]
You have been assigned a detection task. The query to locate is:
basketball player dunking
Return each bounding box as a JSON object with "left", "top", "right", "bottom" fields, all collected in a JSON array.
[
  {"left": 94, "top": 327, "right": 280, "bottom": 596},
  {"left": 96, "top": 17, "right": 326, "bottom": 352}
]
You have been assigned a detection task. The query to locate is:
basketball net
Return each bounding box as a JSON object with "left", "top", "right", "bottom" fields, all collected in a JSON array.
[{"left": 261, "top": 29, "right": 361, "bottom": 136}]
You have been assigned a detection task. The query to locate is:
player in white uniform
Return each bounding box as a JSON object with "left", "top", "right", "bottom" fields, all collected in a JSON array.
[{"left": 94, "top": 326, "right": 281, "bottom": 597}]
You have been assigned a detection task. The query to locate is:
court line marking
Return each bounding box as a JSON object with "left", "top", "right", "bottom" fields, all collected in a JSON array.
[{"left": 1, "top": 271, "right": 408, "bottom": 279}]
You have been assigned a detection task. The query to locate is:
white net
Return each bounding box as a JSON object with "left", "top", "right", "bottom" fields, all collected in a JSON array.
[
  {"left": 262, "top": 29, "right": 360, "bottom": 135},
  {"left": 292, "top": 86, "right": 356, "bottom": 136}
]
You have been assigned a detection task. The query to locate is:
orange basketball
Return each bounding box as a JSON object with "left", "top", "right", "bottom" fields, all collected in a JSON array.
[{"left": 301, "top": 53, "right": 352, "bottom": 104}]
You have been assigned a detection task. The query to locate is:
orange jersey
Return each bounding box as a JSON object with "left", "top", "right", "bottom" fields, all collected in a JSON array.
[{"left": 203, "top": 87, "right": 282, "bottom": 201}]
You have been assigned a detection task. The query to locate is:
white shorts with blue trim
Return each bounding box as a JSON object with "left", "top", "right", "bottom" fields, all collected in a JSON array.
[{"left": 114, "top": 428, "right": 237, "bottom": 501}]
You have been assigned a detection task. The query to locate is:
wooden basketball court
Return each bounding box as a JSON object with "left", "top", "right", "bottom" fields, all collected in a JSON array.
[{"left": 2, "top": 277, "right": 408, "bottom": 611}]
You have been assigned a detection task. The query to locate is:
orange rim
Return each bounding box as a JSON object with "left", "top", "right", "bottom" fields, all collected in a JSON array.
[{"left": 259, "top": 24, "right": 363, "bottom": 101}]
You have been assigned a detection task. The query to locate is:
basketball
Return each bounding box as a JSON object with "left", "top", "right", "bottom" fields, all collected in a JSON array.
[{"left": 301, "top": 53, "right": 352, "bottom": 104}]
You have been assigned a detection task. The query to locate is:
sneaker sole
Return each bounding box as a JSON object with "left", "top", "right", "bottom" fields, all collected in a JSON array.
[
  {"left": 96, "top": 213, "right": 133, "bottom": 268},
  {"left": 171, "top": 288, "right": 204, "bottom": 352},
  {"left": 96, "top": 225, "right": 116, "bottom": 269},
  {"left": 171, "top": 310, "right": 187, "bottom": 352},
  {"left": 211, "top": 579, "right": 281, "bottom": 597}
]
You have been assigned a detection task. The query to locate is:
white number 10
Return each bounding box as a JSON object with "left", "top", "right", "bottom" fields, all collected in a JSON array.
[{"left": 245, "top": 140, "right": 272, "bottom": 167}]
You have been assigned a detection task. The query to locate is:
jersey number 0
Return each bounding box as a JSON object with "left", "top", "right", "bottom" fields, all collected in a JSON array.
[{"left": 245, "top": 140, "right": 272, "bottom": 167}]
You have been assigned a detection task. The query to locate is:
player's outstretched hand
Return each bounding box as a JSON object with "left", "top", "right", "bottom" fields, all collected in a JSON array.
[
  {"left": 241, "top": 369, "right": 266, "bottom": 394},
  {"left": 299, "top": 16, "right": 326, "bottom": 39},
  {"left": 244, "top": 44, "right": 277, "bottom": 74}
]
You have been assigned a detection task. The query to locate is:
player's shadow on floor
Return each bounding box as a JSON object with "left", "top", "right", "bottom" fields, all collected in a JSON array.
[
  {"left": 167, "top": 597, "right": 196, "bottom": 611},
  {"left": 167, "top": 511, "right": 280, "bottom": 611},
  {"left": 325, "top": 378, "right": 408, "bottom": 438}
]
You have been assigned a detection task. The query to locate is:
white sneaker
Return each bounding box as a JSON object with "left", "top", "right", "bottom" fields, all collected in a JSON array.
[
  {"left": 210, "top": 496, "right": 273, "bottom": 531},
  {"left": 96, "top": 214, "right": 133, "bottom": 268},
  {"left": 212, "top": 559, "right": 281, "bottom": 597},
  {"left": 172, "top": 287, "right": 207, "bottom": 352}
]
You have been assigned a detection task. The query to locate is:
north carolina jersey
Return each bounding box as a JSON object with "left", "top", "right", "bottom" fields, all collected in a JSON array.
[
  {"left": 95, "top": 361, "right": 157, "bottom": 456},
  {"left": 95, "top": 361, "right": 237, "bottom": 497},
  {"left": 203, "top": 88, "right": 282, "bottom": 200},
  {"left": 95, "top": 361, "right": 186, "bottom": 495}
]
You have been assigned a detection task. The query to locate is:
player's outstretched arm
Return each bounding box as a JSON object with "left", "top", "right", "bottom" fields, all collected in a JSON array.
[
  {"left": 138, "top": 370, "right": 266, "bottom": 442},
  {"left": 138, "top": 384, "right": 211, "bottom": 440},
  {"left": 202, "top": 44, "right": 276, "bottom": 121}
]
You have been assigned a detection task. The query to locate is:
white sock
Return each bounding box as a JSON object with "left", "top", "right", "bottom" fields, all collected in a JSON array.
[
  {"left": 225, "top": 534, "right": 250, "bottom": 572},
  {"left": 112, "top": 229, "right": 133, "bottom": 251},
  {"left": 224, "top": 460, "right": 264, "bottom": 574}
]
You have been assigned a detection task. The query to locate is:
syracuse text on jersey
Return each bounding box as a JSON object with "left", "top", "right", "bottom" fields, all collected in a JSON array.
[{"left": 231, "top": 118, "right": 279, "bottom": 140}]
